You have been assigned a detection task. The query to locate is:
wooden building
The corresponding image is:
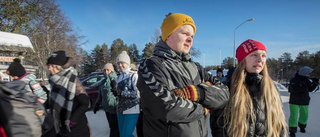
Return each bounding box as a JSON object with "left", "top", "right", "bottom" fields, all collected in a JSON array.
[{"left": 0, "top": 31, "right": 38, "bottom": 82}]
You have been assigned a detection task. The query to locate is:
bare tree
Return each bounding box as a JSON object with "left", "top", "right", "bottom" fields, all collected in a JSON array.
[
  {"left": 29, "top": 0, "right": 85, "bottom": 80},
  {"left": 151, "top": 28, "right": 161, "bottom": 45}
]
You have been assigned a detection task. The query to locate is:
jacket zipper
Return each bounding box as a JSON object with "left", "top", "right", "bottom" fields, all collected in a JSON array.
[
  {"left": 198, "top": 120, "right": 203, "bottom": 137},
  {"left": 181, "top": 62, "right": 194, "bottom": 84},
  {"left": 167, "top": 123, "right": 171, "bottom": 137}
]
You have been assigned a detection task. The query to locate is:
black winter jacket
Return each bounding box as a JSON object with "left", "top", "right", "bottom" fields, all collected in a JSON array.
[
  {"left": 246, "top": 73, "right": 266, "bottom": 137},
  {"left": 46, "top": 91, "right": 91, "bottom": 137},
  {"left": 211, "top": 73, "right": 285, "bottom": 137},
  {"left": 289, "top": 73, "right": 318, "bottom": 105},
  {"left": 45, "top": 58, "right": 91, "bottom": 137},
  {"left": 137, "top": 41, "right": 229, "bottom": 137}
]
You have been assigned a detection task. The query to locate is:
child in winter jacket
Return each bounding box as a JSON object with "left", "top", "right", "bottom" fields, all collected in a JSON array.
[{"left": 7, "top": 58, "right": 47, "bottom": 104}]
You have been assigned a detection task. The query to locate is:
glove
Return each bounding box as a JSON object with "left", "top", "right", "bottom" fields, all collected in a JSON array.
[
  {"left": 172, "top": 85, "right": 205, "bottom": 102},
  {"left": 311, "top": 78, "right": 319, "bottom": 84},
  {"left": 111, "top": 89, "right": 117, "bottom": 96},
  {"left": 93, "top": 103, "right": 100, "bottom": 114},
  {"left": 110, "top": 80, "right": 118, "bottom": 96},
  {"left": 172, "top": 85, "right": 210, "bottom": 115},
  {"left": 111, "top": 80, "right": 117, "bottom": 89},
  {"left": 204, "top": 81, "right": 213, "bottom": 86},
  {"left": 116, "top": 87, "right": 122, "bottom": 96},
  {"left": 69, "top": 121, "right": 76, "bottom": 127}
]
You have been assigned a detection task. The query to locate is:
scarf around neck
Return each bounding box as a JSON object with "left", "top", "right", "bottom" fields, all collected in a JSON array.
[{"left": 49, "top": 66, "right": 77, "bottom": 133}]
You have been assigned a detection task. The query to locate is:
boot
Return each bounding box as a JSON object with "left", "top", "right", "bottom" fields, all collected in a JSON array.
[
  {"left": 298, "top": 122, "right": 307, "bottom": 133},
  {"left": 289, "top": 132, "right": 296, "bottom": 137},
  {"left": 289, "top": 127, "right": 297, "bottom": 137}
]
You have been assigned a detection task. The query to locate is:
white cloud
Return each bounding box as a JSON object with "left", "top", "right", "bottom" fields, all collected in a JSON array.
[{"left": 266, "top": 41, "right": 320, "bottom": 59}]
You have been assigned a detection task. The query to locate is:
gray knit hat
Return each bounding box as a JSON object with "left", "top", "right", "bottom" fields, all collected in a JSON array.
[
  {"left": 116, "top": 51, "right": 130, "bottom": 65},
  {"left": 298, "top": 66, "right": 313, "bottom": 77},
  {"left": 103, "top": 63, "right": 114, "bottom": 72}
]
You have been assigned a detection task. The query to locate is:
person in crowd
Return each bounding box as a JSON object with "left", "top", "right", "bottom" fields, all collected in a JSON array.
[
  {"left": 209, "top": 66, "right": 235, "bottom": 137},
  {"left": 212, "top": 39, "right": 287, "bottom": 137},
  {"left": 216, "top": 68, "right": 226, "bottom": 83},
  {"left": 224, "top": 66, "right": 236, "bottom": 89},
  {"left": 93, "top": 63, "right": 119, "bottom": 137},
  {"left": 46, "top": 50, "right": 91, "bottom": 137},
  {"left": 129, "top": 63, "right": 143, "bottom": 137},
  {"left": 114, "top": 51, "right": 140, "bottom": 137},
  {"left": 137, "top": 13, "right": 229, "bottom": 137},
  {"left": 288, "top": 66, "right": 319, "bottom": 137},
  {"left": 6, "top": 58, "right": 47, "bottom": 104},
  {"left": 0, "top": 87, "right": 12, "bottom": 137}
]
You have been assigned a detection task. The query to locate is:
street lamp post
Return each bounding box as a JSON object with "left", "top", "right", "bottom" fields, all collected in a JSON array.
[
  {"left": 277, "top": 69, "right": 283, "bottom": 82},
  {"left": 233, "top": 18, "right": 255, "bottom": 67}
]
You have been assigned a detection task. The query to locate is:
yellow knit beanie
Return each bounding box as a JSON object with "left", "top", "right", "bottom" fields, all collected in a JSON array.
[{"left": 161, "top": 13, "right": 196, "bottom": 42}]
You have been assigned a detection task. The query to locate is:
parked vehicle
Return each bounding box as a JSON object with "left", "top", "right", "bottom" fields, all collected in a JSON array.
[
  {"left": 80, "top": 72, "right": 104, "bottom": 81},
  {"left": 82, "top": 75, "right": 104, "bottom": 104},
  {"left": 273, "top": 81, "right": 288, "bottom": 92},
  {"left": 207, "top": 69, "right": 229, "bottom": 76},
  {"left": 0, "top": 72, "right": 10, "bottom": 83}
]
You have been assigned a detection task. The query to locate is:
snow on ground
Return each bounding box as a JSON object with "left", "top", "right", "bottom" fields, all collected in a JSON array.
[{"left": 87, "top": 88, "right": 320, "bottom": 137}]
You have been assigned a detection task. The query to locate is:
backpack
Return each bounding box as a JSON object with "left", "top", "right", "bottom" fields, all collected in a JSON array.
[{"left": 0, "top": 82, "right": 46, "bottom": 137}]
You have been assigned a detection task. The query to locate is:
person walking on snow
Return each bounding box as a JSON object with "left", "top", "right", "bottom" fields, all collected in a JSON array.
[{"left": 288, "top": 66, "right": 319, "bottom": 137}]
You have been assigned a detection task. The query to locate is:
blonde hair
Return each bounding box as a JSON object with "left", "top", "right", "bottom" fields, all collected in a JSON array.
[
  {"left": 54, "top": 64, "right": 63, "bottom": 71},
  {"left": 49, "top": 64, "right": 63, "bottom": 72},
  {"left": 224, "top": 60, "right": 287, "bottom": 137},
  {"left": 130, "top": 64, "right": 137, "bottom": 71}
]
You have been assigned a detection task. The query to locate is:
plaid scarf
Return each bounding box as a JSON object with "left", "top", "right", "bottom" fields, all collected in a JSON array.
[{"left": 49, "top": 67, "right": 77, "bottom": 133}]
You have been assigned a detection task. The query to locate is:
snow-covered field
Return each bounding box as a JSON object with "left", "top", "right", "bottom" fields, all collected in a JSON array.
[{"left": 86, "top": 86, "right": 320, "bottom": 137}]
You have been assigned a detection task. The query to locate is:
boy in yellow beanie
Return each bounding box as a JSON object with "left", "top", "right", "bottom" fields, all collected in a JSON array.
[
  {"left": 160, "top": 13, "right": 196, "bottom": 54},
  {"left": 137, "top": 13, "right": 229, "bottom": 137},
  {"left": 161, "top": 13, "right": 196, "bottom": 42}
]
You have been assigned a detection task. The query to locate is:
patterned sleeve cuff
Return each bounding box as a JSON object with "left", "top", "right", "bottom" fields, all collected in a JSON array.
[
  {"left": 204, "top": 81, "right": 213, "bottom": 86},
  {"left": 204, "top": 108, "right": 210, "bottom": 115},
  {"left": 173, "top": 85, "right": 204, "bottom": 102}
]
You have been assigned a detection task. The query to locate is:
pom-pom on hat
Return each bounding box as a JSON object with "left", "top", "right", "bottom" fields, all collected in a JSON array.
[
  {"left": 7, "top": 58, "right": 26, "bottom": 77},
  {"left": 298, "top": 66, "right": 313, "bottom": 77},
  {"left": 116, "top": 51, "right": 130, "bottom": 65},
  {"left": 47, "top": 50, "right": 68, "bottom": 66},
  {"left": 236, "top": 39, "right": 267, "bottom": 63},
  {"left": 161, "top": 13, "right": 196, "bottom": 42},
  {"left": 104, "top": 63, "right": 114, "bottom": 72}
]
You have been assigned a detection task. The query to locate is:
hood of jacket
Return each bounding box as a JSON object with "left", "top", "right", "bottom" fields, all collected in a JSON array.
[
  {"left": 1, "top": 80, "right": 27, "bottom": 95},
  {"left": 153, "top": 40, "right": 192, "bottom": 62},
  {"left": 296, "top": 72, "right": 309, "bottom": 79}
]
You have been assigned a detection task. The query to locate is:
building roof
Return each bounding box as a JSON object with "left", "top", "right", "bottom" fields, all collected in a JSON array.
[{"left": 0, "top": 31, "right": 34, "bottom": 52}]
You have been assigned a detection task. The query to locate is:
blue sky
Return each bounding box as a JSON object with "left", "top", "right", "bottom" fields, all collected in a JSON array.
[{"left": 57, "top": 0, "right": 320, "bottom": 66}]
